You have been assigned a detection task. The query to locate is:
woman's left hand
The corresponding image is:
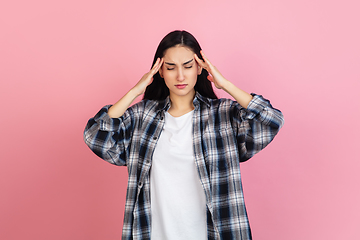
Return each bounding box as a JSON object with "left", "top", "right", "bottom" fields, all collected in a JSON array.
[{"left": 194, "top": 51, "right": 229, "bottom": 89}]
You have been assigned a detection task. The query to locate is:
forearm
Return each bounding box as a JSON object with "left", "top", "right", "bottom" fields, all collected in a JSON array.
[
  {"left": 108, "top": 88, "right": 140, "bottom": 118},
  {"left": 221, "top": 80, "right": 253, "bottom": 109},
  {"left": 107, "top": 58, "right": 163, "bottom": 118}
]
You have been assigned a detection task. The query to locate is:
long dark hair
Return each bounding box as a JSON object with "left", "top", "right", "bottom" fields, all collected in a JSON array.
[{"left": 143, "top": 30, "right": 217, "bottom": 100}]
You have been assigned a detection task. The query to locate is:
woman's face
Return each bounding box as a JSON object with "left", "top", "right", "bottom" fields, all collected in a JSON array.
[{"left": 159, "top": 45, "right": 202, "bottom": 99}]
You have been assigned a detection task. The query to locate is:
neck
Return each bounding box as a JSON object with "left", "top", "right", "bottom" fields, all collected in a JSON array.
[{"left": 168, "top": 91, "right": 195, "bottom": 117}]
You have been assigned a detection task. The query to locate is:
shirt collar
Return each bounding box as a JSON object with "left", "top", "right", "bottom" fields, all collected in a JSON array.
[
  {"left": 154, "top": 98, "right": 171, "bottom": 112},
  {"left": 193, "top": 92, "right": 211, "bottom": 108}
]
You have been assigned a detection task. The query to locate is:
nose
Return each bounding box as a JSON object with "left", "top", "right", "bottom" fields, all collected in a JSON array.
[{"left": 177, "top": 68, "right": 185, "bottom": 82}]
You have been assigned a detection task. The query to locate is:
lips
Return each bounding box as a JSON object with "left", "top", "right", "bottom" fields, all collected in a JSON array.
[{"left": 175, "top": 84, "right": 187, "bottom": 89}]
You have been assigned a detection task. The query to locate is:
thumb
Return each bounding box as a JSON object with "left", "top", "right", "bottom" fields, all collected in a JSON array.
[{"left": 207, "top": 74, "right": 214, "bottom": 82}]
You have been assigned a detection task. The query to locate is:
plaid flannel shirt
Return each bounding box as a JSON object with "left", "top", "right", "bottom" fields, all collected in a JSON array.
[{"left": 84, "top": 92, "right": 284, "bottom": 240}]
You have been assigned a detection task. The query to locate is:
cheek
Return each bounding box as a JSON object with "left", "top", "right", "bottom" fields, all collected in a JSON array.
[
  {"left": 162, "top": 73, "right": 174, "bottom": 85},
  {"left": 162, "top": 72, "right": 174, "bottom": 87},
  {"left": 187, "top": 68, "right": 198, "bottom": 80}
]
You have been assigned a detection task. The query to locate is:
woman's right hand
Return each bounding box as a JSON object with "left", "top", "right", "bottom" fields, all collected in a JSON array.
[
  {"left": 108, "top": 58, "right": 163, "bottom": 118},
  {"left": 132, "top": 58, "right": 163, "bottom": 96}
]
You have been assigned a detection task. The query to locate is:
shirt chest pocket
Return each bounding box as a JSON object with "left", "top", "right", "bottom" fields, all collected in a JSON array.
[{"left": 203, "top": 127, "right": 237, "bottom": 171}]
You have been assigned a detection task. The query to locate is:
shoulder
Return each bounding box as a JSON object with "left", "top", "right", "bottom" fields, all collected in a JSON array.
[
  {"left": 196, "top": 97, "right": 243, "bottom": 125},
  {"left": 205, "top": 97, "right": 242, "bottom": 112},
  {"left": 196, "top": 92, "right": 236, "bottom": 108},
  {"left": 128, "top": 98, "right": 168, "bottom": 116}
]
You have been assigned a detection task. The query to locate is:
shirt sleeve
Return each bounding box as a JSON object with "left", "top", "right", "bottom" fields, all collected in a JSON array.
[
  {"left": 233, "top": 94, "right": 285, "bottom": 162},
  {"left": 83, "top": 105, "right": 135, "bottom": 166}
]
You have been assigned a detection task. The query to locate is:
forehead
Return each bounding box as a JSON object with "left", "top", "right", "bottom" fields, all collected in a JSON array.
[{"left": 163, "top": 46, "right": 194, "bottom": 63}]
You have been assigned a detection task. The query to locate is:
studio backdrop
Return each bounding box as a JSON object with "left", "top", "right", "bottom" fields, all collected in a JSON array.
[{"left": 1, "top": 0, "right": 359, "bottom": 239}]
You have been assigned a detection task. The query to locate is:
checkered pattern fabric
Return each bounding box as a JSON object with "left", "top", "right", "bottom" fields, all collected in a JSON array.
[{"left": 84, "top": 92, "right": 284, "bottom": 240}]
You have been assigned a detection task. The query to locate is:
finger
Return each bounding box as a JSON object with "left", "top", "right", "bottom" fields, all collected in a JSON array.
[
  {"left": 159, "top": 58, "right": 164, "bottom": 69},
  {"left": 150, "top": 58, "right": 162, "bottom": 75},
  {"left": 154, "top": 58, "right": 163, "bottom": 73},
  {"left": 152, "top": 58, "right": 160, "bottom": 69},
  {"left": 200, "top": 50, "right": 212, "bottom": 67},
  {"left": 157, "top": 58, "right": 164, "bottom": 70},
  {"left": 200, "top": 50, "right": 208, "bottom": 61},
  {"left": 194, "top": 53, "right": 207, "bottom": 69},
  {"left": 194, "top": 53, "right": 203, "bottom": 65}
]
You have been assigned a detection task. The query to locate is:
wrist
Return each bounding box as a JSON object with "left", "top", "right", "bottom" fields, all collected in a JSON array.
[
  {"left": 220, "top": 79, "right": 233, "bottom": 93},
  {"left": 129, "top": 86, "right": 143, "bottom": 98}
]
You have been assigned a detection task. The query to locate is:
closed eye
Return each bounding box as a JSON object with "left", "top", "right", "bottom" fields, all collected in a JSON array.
[{"left": 164, "top": 59, "right": 194, "bottom": 71}]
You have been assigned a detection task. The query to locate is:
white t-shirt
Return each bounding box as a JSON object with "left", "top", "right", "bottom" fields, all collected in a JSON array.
[{"left": 150, "top": 110, "right": 207, "bottom": 240}]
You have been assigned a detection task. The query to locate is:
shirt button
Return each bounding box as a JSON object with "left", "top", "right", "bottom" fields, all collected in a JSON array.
[
  {"left": 161, "top": 117, "right": 164, "bottom": 120},
  {"left": 153, "top": 136, "right": 157, "bottom": 140},
  {"left": 138, "top": 182, "right": 143, "bottom": 187}
]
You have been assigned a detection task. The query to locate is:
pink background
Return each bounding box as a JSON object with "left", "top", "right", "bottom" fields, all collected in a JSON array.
[{"left": 1, "top": 0, "right": 359, "bottom": 239}]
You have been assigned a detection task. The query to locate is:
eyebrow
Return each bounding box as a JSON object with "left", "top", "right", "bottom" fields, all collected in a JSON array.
[{"left": 164, "top": 59, "right": 194, "bottom": 66}]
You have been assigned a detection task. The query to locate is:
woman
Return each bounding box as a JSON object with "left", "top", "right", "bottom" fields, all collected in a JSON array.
[{"left": 84, "top": 30, "right": 284, "bottom": 240}]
